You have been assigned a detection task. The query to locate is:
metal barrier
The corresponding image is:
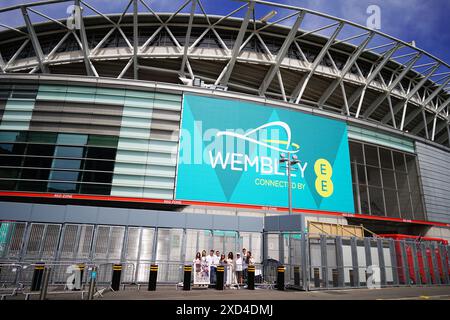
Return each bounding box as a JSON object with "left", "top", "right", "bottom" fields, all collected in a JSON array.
[{"left": 0, "top": 234, "right": 448, "bottom": 296}]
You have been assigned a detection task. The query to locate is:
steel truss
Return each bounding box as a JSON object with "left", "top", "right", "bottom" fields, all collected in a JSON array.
[{"left": 0, "top": 0, "right": 448, "bottom": 147}]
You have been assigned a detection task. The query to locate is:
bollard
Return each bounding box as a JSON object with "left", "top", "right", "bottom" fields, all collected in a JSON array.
[
  {"left": 39, "top": 267, "right": 51, "bottom": 300},
  {"left": 111, "top": 264, "right": 122, "bottom": 291},
  {"left": 87, "top": 266, "right": 97, "bottom": 300},
  {"left": 294, "top": 266, "right": 300, "bottom": 287},
  {"left": 247, "top": 265, "right": 255, "bottom": 290},
  {"left": 148, "top": 264, "right": 158, "bottom": 291},
  {"left": 31, "top": 262, "right": 45, "bottom": 292},
  {"left": 216, "top": 266, "right": 224, "bottom": 290},
  {"left": 183, "top": 265, "right": 192, "bottom": 291},
  {"left": 276, "top": 266, "right": 285, "bottom": 291}
]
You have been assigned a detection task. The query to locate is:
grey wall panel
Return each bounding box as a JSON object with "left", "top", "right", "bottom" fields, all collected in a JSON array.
[
  {"left": 157, "top": 211, "right": 186, "bottom": 228},
  {"left": 416, "top": 141, "right": 450, "bottom": 224},
  {"left": 0, "top": 202, "right": 33, "bottom": 221},
  {"left": 212, "top": 215, "right": 239, "bottom": 231},
  {"left": 186, "top": 213, "right": 213, "bottom": 229},
  {"left": 30, "top": 204, "right": 66, "bottom": 223},
  {"left": 65, "top": 205, "right": 99, "bottom": 224},
  {"left": 237, "top": 216, "right": 264, "bottom": 232},
  {"left": 97, "top": 207, "right": 129, "bottom": 225},
  {"left": 0, "top": 201, "right": 264, "bottom": 232},
  {"left": 127, "top": 209, "right": 158, "bottom": 227}
]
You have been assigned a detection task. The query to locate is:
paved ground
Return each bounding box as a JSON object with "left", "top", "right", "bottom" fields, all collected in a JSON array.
[{"left": 3, "top": 285, "right": 450, "bottom": 300}]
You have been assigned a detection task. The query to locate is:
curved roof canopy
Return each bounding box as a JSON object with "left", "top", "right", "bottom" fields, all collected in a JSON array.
[{"left": 0, "top": 0, "right": 449, "bottom": 147}]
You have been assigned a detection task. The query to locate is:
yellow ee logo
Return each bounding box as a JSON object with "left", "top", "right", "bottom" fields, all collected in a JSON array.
[{"left": 314, "top": 159, "right": 334, "bottom": 198}]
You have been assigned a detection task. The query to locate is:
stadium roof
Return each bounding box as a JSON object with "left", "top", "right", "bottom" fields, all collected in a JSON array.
[{"left": 0, "top": 0, "right": 449, "bottom": 147}]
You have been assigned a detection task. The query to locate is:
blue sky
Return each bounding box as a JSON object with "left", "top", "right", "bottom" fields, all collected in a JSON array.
[{"left": 1, "top": 0, "right": 449, "bottom": 65}]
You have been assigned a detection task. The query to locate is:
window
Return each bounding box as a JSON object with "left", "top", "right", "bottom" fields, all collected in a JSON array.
[
  {"left": 88, "top": 135, "right": 118, "bottom": 148},
  {"left": 48, "top": 182, "right": 78, "bottom": 193},
  {"left": 349, "top": 141, "right": 424, "bottom": 220},
  {"left": 0, "top": 143, "right": 26, "bottom": 155},
  {"left": 0, "top": 131, "right": 26, "bottom": 143},
  {"left": 49, "top": 170, "right": 81, "bottom": 182},
  {"left": 21, "top": 168, "right": 50, "bottom": 180},
  {"left": 27, "top": 144, "right": 55, "bottom": 156},
  {"left": 28, "top": 132, "right": 57, "bottom": 144},
  {"left": 56, "top": 134, "right": 88, "bottom": 146},
  {"left": 0, "top": 168, "right": 19, "bottom": 178},
  {"left": 54, "top": 146, "right": 84, "bottom": 158},
  {"left": 366, "top": 166, "right": 382, "bottom": 187},
  {"left": 82, "top": 171, "right": 113, "bottom": 184},
  {"left": 79, "top": 183, "right": 110, "bottom": 195},
  {"left": 86, "top": 147, "right": 116, "bottom": 160},
  {"left": 23, "top": 157, "right": 53, "bottom": 169},
  {"left": 0, "top": 155, "right": 22, "bottom": 167},
  {"left": 379, "top": 148, "right": 393, "bottom": 169},
  {"left": 0, "top": 131, "right": 117, "bottom": 195},
  {"left": 84, "top": 160, "right": 114, "bottom": 172},
  {"left": 52, "top": 159, "right": 82, "bottom": 170}
]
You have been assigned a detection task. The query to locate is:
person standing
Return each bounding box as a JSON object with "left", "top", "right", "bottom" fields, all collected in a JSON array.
[
  {"left": 242, "top": 248, "right": 248, "bottom": 283},
  {"left": 206, "top": 250, "right": 216, "bottom": 285},
  {"left": 235, "top": 253, "right": 243, "bottom": 286},
  {"left": 201, "top": 250, "right": 207, "bottom": 262},
  {"left": 225, "top": 252, "right": 235, "bottom": 287}
]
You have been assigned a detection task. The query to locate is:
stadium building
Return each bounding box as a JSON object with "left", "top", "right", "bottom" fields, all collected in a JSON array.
[{"left": 0, "top": 0, "right": 449, "bottom": 288}]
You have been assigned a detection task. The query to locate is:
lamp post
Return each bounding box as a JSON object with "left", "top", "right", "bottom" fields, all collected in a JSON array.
[{"left": 279, "top": 153, "right": 300, "bottom": 215}]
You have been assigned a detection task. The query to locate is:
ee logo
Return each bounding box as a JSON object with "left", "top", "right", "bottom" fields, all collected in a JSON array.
[{"left": 314, "top": 159, "right": 333, "bottom": 198}]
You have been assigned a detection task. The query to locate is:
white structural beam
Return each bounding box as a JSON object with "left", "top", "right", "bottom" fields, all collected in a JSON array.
[
  {"left": 180, "top": 0, "right": 197, "bottom": 77},
  {"left": 381, "top": 63, "right": 441, "bottom": 124},
  {"left": 402, "top": 78, "right": 450, "bottom": 130},
  {"left": 346, "top": 43, "right": 401, "bottom": 117},
  {"left": 291, "top": 22, "right": 344, "bottom": 104},
  {"left": 258, "top": 11, "right": 305, "bottom": 96},
  {"left": 215, "top": 1, "right": 255, "bottom": 86},
  {"left": 21, "top": 6, "right": 48, "bottom": 73},
  {"left": 362, "top": 53, "right": 422, "bottom": 119},
  {"left": 421, "top": 76, "right": 450, "bottom": 107},
  {"left": 434, "top": 121, "right": 450, "bottom": 144},
  {"left": 133, "top": 0, "right": 138, "bottom": 79},
  {"left": 318, "top": 31, "right": 375, "bottom": 108},
  {"left": 75, "top": 0, "right": 96, "bottom": 77}
]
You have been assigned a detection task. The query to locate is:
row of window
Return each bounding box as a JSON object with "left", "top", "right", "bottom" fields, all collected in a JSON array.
[
  {"left": 0, "top": 131, "right": 118, "bottom": 148},
  {"left": 349, "top": 141, "right": 425, "bottom": 220},
  {"left": 0, "top": 131, "right": 118, "bottom": 195}
]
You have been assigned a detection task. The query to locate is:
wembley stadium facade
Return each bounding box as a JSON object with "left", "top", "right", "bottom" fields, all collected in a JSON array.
[{"left": 0, "top": 0, "right": 449, "bottom": 289}]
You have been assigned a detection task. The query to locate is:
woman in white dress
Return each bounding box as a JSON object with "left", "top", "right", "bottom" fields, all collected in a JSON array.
[{"left": 226, "top": 252, "right": 237, "bottom": 287}]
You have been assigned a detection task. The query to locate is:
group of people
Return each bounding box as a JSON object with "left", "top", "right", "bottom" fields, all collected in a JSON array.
[{"left": 193, "top": 248, "right": 255, "bottom": 287}]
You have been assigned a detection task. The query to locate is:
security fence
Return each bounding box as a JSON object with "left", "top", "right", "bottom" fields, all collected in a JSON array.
[
  {"left": 264, "top": 232, "right": 450, "bottom": 290},
  {"left": 0, "top": 220, "right": 449, "bottom": 292}
]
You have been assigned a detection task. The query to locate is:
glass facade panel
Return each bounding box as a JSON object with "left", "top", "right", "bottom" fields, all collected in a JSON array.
[
  {"left": 366, "top": 166, "right": 382, "bottom": 187},
  {"left": 364, "top": 145, "right": 379, "bottom": 167},
  {"left": 350, "top": 140, "right": 425, "bottom": 220},
  {"left": 368, "top": 186, "right": 385, "bottom": 216},
  {"left": 54, "top": 146, "right": 84, "bottom": 158},
  {"left": 57, "top": 133, "right": 88, "bottom": 146},
  {"left": 0, "top": 131, "right": 118, "bottom": 195},
  {"left": 384, "top": 189, "right": 400, "bottom": 218}
]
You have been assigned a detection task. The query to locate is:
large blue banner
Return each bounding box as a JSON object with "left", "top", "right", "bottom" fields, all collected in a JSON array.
[{"left": 175, "top": 94, "right": 354, "bottom": 213}]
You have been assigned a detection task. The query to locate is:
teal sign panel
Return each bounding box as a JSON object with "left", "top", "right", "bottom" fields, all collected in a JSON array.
[{"left": 175, "top": 94, "right": 354, "bottom": 213}]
